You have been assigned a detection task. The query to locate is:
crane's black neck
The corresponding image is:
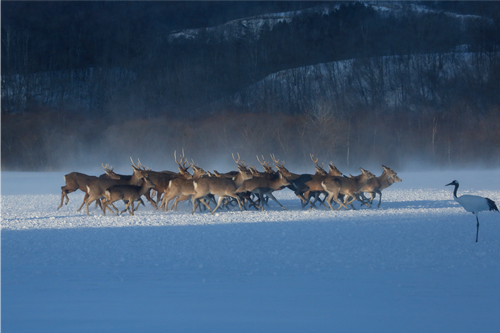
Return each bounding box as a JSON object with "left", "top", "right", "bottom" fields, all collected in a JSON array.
[{"left": 452, "top": 182, "right": 459, "bottom": 198}]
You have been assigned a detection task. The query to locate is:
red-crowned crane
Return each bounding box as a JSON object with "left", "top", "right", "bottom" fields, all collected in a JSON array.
[{"left": 446, "top": 180, "right": 499, "bottom": 242}]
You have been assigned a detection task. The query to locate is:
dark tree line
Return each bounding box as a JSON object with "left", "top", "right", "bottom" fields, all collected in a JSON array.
[{"left": 2, "top": 1, "right": 500, "bottom": 171}]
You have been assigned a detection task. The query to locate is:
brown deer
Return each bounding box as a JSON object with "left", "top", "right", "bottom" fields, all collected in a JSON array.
[
  {"left": 57, "top": 164, "right": 120, "bottom": 211},
  {"left": 102, "top": 176, "right": 156, "bottom": 216},
  {"left": 235, "top": 172, "right": 290, "bottom": 211},
  {"left": 358, "top": 166, "right": 398, "bottom": 208},
  {"left": 270, "top": 154, "right": 315, "bottom": 206},
  {"left": 160, "top": 162, "right": 208, "bottom": 211},
  {"left": 301, "top": 159, "right": 343, "bottom": 209},
  {"left": 190, "top": 154, "right": 252, "bottom": 214},
  {"left": 84, "top": 165, "right": 147, "bottom": 216},
  {"left": 256, "top": 155, "right": 279, "bottom": 178},
  {"left": 132, "top": 150, "right": 193, "bottom": 209},
  {"left": 361, "top": 173, "right": 402, "bottom": 207},
  {"left": 322, "top": 168, "right": 375, "bottom": 211},
  {"left": 270, "top": 154, "right": 329, "bottom": 208}
]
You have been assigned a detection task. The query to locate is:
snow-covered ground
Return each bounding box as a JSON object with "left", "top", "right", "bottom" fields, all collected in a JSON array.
[{"left": 2, "top": 170, "right": 500, "bottom": 332}]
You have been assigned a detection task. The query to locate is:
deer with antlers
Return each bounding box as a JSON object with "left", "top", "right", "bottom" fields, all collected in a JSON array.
[
  {"left": 235, "top": 171, "right": 290, "bottom": 211},
  {"left": 84, "top": 163, "right": 149, "bottom": 215},
  {"left": 190, "top": 154, "right": 253, "bottom": 214},
  {"left": 160, "top": 161, "right": 209, "bottom": 211},
  {"left": 132, "top": 150, "right": 193, "bottom": 209},
  {"left": 270, "top": 154, "right": 329, "bottom": 208},
  {"left": 322, "top": 167, "right": 375, "bottom": 211},
  {"left": 301, "top": 160, "right": 344, "bottom": 209}
]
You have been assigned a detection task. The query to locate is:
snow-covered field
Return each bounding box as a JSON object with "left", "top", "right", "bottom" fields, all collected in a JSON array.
[{"left": 2, "top": 170, "right": 500, "bottom": 332}]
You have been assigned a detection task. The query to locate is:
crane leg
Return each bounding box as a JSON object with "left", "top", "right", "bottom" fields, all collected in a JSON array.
[{"left": 476, "top": 216, "right": 480, "bottom": 243}]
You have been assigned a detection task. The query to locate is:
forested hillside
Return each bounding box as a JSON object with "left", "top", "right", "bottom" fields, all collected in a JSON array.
[{"left": 2, "top": 1, "right": 500, "bottom": 171}]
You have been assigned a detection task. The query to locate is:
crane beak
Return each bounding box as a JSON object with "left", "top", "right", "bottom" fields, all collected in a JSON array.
[{"left": 445, "top": 181, "right": 454, "bottom": 186}]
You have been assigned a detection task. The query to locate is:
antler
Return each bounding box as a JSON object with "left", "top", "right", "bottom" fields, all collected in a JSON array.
[
  {"left": 310, "top": 154, "right": 324, "bottom": 170},
  {"left": 249, "top": 165, "right": 260, "bottom": 176},
  {"left": 101, "top": 163, "right": 114, "bottom": 172},
  {"left": 137, "top": 158, "right": 150, "bottom": 171},
  {"left": 232, "top": 153, "right": 247, "bottom": 167},
  {"left": 174, "top": 149, "right": 190, "bottom": 170},
  {"left": 257, "top": 155, "right": 267, "bottom": 167},
  {"left": 257, "top": 155, "right": 275, "bottom": 173},
  {"left": 270, "top": 153, "right": 285, "bottom": 167},
  {"left": 130, "top": 157, "right": 149, "bottom": 171}
]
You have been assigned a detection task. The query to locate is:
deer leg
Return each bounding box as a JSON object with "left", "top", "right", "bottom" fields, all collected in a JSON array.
[
  {"left": 102, "top": 197, "right": 119, "bottom": 215},
  {"left": 353, "top": 193, "right": 370, "bottom": 208},
  {"left": 307, "top": 191, "right": 321, "bottom": 209},
  {"left": 319, "top": 192, "right": 330, "bottom": 208},
  {"left": 170, "top": 197, "right": 181, "bottom": 211},
  {"left": 58, "top": 188, "right": 70, "bottom": 210},
  {"left": 120, "top": 201, "right": 131, "bottom": 215},
  {"left": 197, "top": 198, "right": 206, "bottom": 212},
  {"left": 244, "top": 193, "right": 259, "bottom": 210},
  {"left": 301, "top": 190, "right": 312, "bottom": 208},
  {"left": 161, "top": 193, "right": 175, "bottom": 211},
  {"left": 165, "top": 196, "right": 175, "bottom": 211},
  {"left": 334, "top": 194, "right": 350, "bottom": 211},
  {"left": 376, "top": 190, "right": 383, "bottom": 208},
  {"left": 85, "top": 197, "right": 94, "bottom": 216},
  {"left": 325, "top": 193, "right": 336, "bottom": 211},
  {"left": 358, "top": 192, "right": 369, "bottom": 206},
  {"left": 144, "top": 190, "right": 158, "bottom": 209},
  {"left": 229, "top": 194, "right": 243, "bottom": 211},
  {"left": 343, "top": 194, "right": 356, "bottom": 210},
  {"left": 133, "top": 199, "right": 144, "bottom": 211},
  {"left": 158, "top": 194, "right": 166, "bottom": 211},
  {"left": 252, "top": 192, "right": 264, "bottom": 211},
  {"left": 368, "top": 192, "right": 375, "bottom": 204},
  {"left": 102, "top": 199, "right": 119, "bottom": 216},
  {"left": 130, "top": 201, "right": 135, "bottom": 216},
  {"left": 108, "top": 203, "right": 120, "bottom": 214},
  {"left": 266, "top": 192, "right": 286, "bottom": 210},
  {"left": 155, "top": 191, "right": 163, "bottom": 210},
  {"left": 76, "top": 193, "right": 90, "bottom": 212},
  {"left": 172, "top": 194, "right": 189, "bottom": 211},
  {"left": 310, "top": 192, "right": 319, "bottom": 206},
  {"left": 192, "top": 194, "right": 210, "bottom": 214},
  {"left": 210, "top": 196, "right": 225, "bottom": 214}
]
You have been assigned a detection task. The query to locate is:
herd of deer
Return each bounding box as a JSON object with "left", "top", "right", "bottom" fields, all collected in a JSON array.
[{"left": 57, "top": 151, "right": 402, "bottom": 216}]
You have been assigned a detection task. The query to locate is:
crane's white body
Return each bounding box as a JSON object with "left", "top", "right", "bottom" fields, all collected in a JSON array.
[
  {"left": 453, "top": 194, "right": 493, "bottom": 216},
  {"left": 446, "top": 180, "right": 498, "bottom": 242}
]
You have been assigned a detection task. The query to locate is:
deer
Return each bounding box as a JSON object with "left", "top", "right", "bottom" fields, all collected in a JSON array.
[
  {"left": 256, "top": 155, "right": 279, "bottom": 179},
  {"left": 357, "top": 166, "right": 398, "bottom": 208},
  {"left": 360, "top": 174, "right": 402, "bottom": 207},
  {"left": 133, "top": 150, "right": 192, "bottom": 209},
  {"left": 270, "top": 154, "right": 328, "bottom": 208},
  {"left": 247, "top": 155, "right": 282, "bottom": 208},
  {"left": 57, "top": 164, "right": 120, "bottom": 212},
  {"left": 380, "top": 174, "right": 402, "bottom": 190},
  {"left": 301, "top": 159, "right": 343, "bottom": 209},
  {"left": 190, "top": 154, "right": 253, "bottom": 215},
  {"left": 321, "top": 168, "right": 375, "bottom": 211},
  {"left": 235, "top": 172, "right": 290, "bottom": 211},
  {"left": 160, "top": 162, "right": 208, "bottom": 211},
  {"left": 84, "top": 165, "right": 147, "bottom": 216},
  {"left": 101, "top": 176, "right": 156, "bottom": 216},
  {"left": 270, "top": 154, "right": 310, "bottom": 206}
]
